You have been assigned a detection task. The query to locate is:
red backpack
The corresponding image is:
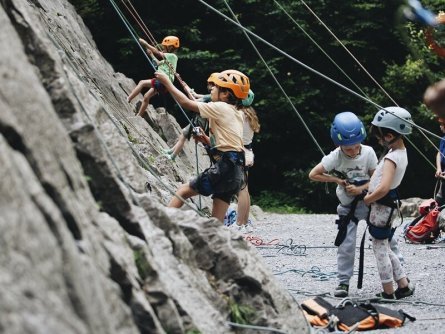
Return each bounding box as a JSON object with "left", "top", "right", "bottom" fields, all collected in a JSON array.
[{"left": 405, "top": 200, "right": 440, "bottom": 243}]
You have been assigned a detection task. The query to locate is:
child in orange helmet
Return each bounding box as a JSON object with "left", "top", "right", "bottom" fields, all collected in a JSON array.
[
  {"left": 155, "top": 69, "right": 249, "bottom": 222},
  {"left": 127, "top": 36, "right": 179, "bottom": 117}
]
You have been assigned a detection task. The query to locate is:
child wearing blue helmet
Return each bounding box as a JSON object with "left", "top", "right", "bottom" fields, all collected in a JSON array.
[{"left": 309, "top": 111, "right": 377, "bottom": 297}]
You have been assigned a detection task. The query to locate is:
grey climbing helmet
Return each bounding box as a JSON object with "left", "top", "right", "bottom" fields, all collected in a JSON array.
[{"left": 371, "top": 106, "right": 413, "bottom": 135}]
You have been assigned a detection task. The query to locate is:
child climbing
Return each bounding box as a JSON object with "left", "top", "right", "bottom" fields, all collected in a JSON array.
[
  {"left": 127, "top": 36, "right": 179, "bottom": 117},
  {"left": 161, "top": 73, "right": 218, "bottom": 161},
  {"left": 363, "top": 106, "right": 415, "bottom": 299},
  {"left": 434, "top": 118, "right": 445, "bottom": 205},
  {"left": 309, "top": 111, "right": 378, "bottom": 297},
  {"left": 154, "top": 69, "right": 249, "bottom": 222},
  {"left": 229, "top": 90, "right": 260, "bottom": 233}
]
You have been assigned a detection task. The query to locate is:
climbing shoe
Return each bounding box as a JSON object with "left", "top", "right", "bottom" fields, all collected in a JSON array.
[
  {"left": 334, "top": 284, "right": 349, "bottom": 297},
  {"left": 166, "top": 153, "right": 176, "bottom": 161},
  {"left": 395, "top": 283, "right": 415, "bottom": 299},
  {"left": 375, "top": 291, "right": 396, "bottom": 300},
  {"left": 161, "top": 147, "right": 173, "bottom": 154}
]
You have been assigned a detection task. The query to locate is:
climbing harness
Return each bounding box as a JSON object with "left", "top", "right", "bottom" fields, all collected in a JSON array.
[
  {"left": 301, "top": 296, "right": 415, "bottom": 332},
  {"left": 357, "top": 189, "right": 402, "bottom": 289}
]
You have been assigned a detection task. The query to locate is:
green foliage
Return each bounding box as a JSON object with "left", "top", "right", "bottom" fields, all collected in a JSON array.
[
  {"left": 71, "top": 0, "right": 445, "bottom": 212},
  {"left": 229, "top": 299, "right": 255, "bottom": 325},
  {"left": 253, "top": 191, "right": 310, "bottom": 214},
  {"left": 133, "top": 249, "right": 151, "bottom": 280}
]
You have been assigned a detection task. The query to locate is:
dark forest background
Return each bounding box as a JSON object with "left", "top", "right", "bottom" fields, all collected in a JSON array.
[{"left": 70, "top": 0, "right": 445, "bottom": 213}]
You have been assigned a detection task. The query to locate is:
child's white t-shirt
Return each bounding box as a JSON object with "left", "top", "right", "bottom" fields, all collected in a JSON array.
[
  {"left": 242, "top": 113, "right": 254, "bottom": 146},
  {"left": 368, "top": 148, "right": 408, "bottom": 193},
  {"left": 322, "top": 145, "right": 378, "bottom": 205}
]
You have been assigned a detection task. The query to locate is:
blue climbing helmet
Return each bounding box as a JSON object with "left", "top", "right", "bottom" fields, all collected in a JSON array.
[
  {"left": 242, "top": 89, "right": 255, "bottom": 107},
  {"left": 330, "top": 111, "right": 366, "bottom": 146}
]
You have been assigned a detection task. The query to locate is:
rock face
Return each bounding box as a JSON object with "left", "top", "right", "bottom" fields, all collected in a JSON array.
[{"left": 0, "top": 1, "right": 308, "bottom": 333}]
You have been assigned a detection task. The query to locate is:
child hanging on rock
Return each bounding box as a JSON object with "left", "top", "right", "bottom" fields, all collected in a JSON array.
[
  {"left": 161, "top": 73, "right": 218, "bottom": 161},
  {"left": 364, "top": 107, "right": 415, "bottom": 300},
  {"left": 127, "top": 36, "right": 179, "bottom": 117},
  {"left": 155, "top": 69, "right": 249, "bottom": 222},
  {"left": 309, "top": 111, "right": 401, "bottom": 298}
]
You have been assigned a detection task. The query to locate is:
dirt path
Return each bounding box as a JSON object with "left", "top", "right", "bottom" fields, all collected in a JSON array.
[{"left": 247, "top": 213, "right": 445, "bottom": 333}]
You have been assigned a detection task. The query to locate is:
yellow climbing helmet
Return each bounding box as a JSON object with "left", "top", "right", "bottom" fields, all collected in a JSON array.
[
  {"left": 212, "top": 70, "right": 250, "bottom": 99},
  {"left": 162, "top": 36, "right": 180, "bottom": 48}
]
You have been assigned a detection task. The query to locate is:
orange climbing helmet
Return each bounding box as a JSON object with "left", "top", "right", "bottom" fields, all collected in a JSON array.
[
  {"left": 162, "top": 36, "right": 180, "bottom": 48},
  {"left": 207, "top": 72, "right": 219, "bottom": 84},
  {"left": 212, "top": 69, "right": 250, "bottom": 99}
]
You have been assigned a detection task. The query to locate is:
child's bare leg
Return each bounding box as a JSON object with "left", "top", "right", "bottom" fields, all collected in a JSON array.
[
  {"left": 137, "top": 88, "right": 156, "bottom": 117},
  {"left": 127, "top": 79, "right": 151, "bottom": 103},
  {"left": 172, "top": 134, "right": 187, "bottom": 156},
  {"left": 168, "top": 184, "right": 198, "bottom": 208},
  {"left": 382, "top": 281, "right": 395, "bottom": 295},
  {"left": 236, "top": 185, "right": 250, "bottom": 225},
  {"left": 212, "top": 198, "right": 230, "bottom": 223},
  {"left": 396, "top": 277, "right": 409, "bottom": 289}
]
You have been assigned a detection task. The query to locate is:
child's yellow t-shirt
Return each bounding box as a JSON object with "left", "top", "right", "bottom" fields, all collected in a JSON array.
[{"left": 197, "top": 101, "right": 243, "bottom": 153}]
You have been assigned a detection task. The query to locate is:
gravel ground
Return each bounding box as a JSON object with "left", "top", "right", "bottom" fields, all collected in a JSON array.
[{"left": 247, "top": 213, "right": 445, "bottom": 333}]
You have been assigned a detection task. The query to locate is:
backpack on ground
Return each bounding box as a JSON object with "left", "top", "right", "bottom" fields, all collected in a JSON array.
[
  {"left": 404, "top": 199, "right": 441, "bottom": 244},
  {"left": 301, "top": 296, "right": 415, "bottom": 332}
]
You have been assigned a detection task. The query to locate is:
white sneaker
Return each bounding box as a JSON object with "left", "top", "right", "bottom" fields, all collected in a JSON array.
[
  {"left": 229, "top": 223, "right": 246, "bottom": 234},
  {"left": 245, "top": 220, "right": 254, "bottom": 233}
]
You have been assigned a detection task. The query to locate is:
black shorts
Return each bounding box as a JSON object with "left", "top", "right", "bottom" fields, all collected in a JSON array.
[{"left": 190, "top": 155, "right": 244, "bottom": 204}]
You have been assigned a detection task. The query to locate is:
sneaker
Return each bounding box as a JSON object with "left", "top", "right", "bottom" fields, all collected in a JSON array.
[
  {"left": 245, "top": 220, "right": 254, "bottom": 233},
  {"left": 229, "top": 223, "right": 247, "bottom": 234},
  {"left": 375, "top": 291, "right": 396, "bottom": 300},
  {"left": 334, "top": 284, "right": 349, "bottom": 297},
  {"left": 395, "top": 282, "right": 415, "bottom": 299}
]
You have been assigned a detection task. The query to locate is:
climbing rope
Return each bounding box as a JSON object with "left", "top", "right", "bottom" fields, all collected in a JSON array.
[
  {"left": 108, "top": 0, "right": 195, "bottom": 126},
  {"left": 119, "top": 0, "right": 195, "bottom": 100},
  {"left": 222, "top": 0, "right": 325, "bottom": 157},
  {"left": 109, "top": 0, "right": 207, "bottom": 208},
  {"left": 274, "top": 0, "right": 439, "bottom": 170},
  {"left": 274, "top": 266, "right": 337, "bottom": 281},
  {"left": 226, "top": 321, "right": 288, "bottom": 334},
  {"left": 197, "top": 0, "right": 442, "bottom": 140},
  {"left": 44, "top": 26, "right": 208, "bottom": 218}
]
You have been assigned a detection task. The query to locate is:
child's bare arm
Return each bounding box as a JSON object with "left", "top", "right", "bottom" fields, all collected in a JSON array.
[
  {"left": 155, "top": 71, "right": 199, "bottom": 113},
  {"left": 309, "top": 163, "right": 346, "bottom": 186},
  {"left": 364, "top": 159, "right": 395, "bottom": 205},
  {"left": 139, "top": 38, "right": 163, "bottom": 61}
]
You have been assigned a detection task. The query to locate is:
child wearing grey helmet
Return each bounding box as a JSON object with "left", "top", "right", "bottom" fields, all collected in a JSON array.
[{"left": 364, "top": 106, "right": 415, "bottom": 299}]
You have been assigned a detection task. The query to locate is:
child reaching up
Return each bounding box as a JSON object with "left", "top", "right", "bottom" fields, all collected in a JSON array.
[
  {"left": 155, "top": 69, "right": 249, "bottom": 222},
  {"left": 364, "top": 106, "right": 415, "bottom": 299},
  {"left": 127, "top": 36, "right": 179, "bottom": 117}
]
